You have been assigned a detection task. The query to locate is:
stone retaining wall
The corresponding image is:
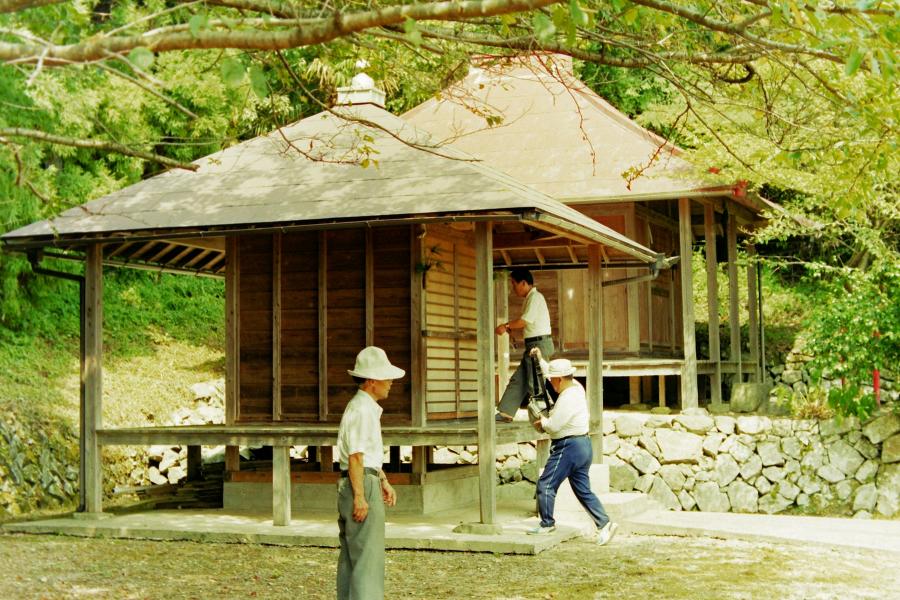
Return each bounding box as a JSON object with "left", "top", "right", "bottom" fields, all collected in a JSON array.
[{"left": 482, "top": 409, "right": 900, "bottom": 517}]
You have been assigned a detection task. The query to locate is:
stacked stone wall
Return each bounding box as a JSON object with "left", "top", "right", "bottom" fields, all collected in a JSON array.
[{"left": 478, "top": 409, "right": 900, "bottom": 517}]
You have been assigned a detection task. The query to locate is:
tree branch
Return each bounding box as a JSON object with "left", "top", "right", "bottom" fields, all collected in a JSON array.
[
  {"left": 1, "top": 0, "right": 563, "bottom": 65},
  {"left": 0, "top": 127, "right": 199, "bottom": 170},
  {"left": 0, "top": 0, "right": 65, "bottom": 14}
]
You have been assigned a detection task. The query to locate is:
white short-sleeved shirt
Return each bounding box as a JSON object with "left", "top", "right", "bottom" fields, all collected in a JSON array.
[
  {"left": 540, "top": 380, "right": 589, "bottom": 439},
  {"left": 337, "top": 389, "right": 385, "bottom": 471},
  {"left": 521, "top": 287, "right": 552, "bottom": 338}
]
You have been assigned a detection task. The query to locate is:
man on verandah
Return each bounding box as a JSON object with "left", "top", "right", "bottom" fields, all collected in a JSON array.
[
  {"left": 336, "top": 346, "right": 404, "bottom": 600},
  {"left": 494, "top": 267, "right": 554, "bottom": 422},
  {"left": 529, "top": 357, "right": 618, "bottom": 546}
]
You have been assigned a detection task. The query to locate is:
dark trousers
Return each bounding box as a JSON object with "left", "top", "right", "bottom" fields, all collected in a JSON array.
[
  {"left": 497, "top": 336, "right": 555, "bottom": 416},
  {"left": 537, "top": 435, "right": 610, "bottom": 529}
]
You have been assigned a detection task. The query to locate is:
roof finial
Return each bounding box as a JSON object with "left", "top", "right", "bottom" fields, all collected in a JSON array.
[{"left": 337, "top": 59, "right": 386, "bottom": 107}]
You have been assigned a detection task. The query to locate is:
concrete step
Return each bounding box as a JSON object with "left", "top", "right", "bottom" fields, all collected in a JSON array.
[{"left": 602, "top": 492, "right": 663, "bottom": 522}]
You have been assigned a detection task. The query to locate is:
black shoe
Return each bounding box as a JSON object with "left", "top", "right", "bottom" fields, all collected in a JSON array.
[{"left": 495, "top": 413, "right": 513, "bottom": 423}]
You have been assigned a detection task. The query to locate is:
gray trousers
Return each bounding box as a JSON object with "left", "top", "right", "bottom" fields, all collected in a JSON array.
[
  {"left": 497, "top": 336, "right": 555, "bottom": 416},
  {"left": 337, "top": 473, "right": 385, "bottom": 600}
]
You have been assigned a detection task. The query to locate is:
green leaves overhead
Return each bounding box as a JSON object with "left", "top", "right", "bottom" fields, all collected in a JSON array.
[
  {"left": 248, "top": 64, "right": 268, "bottom": 100},
  {"left": 220, "top": 57, "right": 245, "bottom": 88},
  {"left": 127, "top": 47, "right": 155, "bottom": 71},
  {"left": 531, "top": 12, "right": 556, "bottom": 43},
  {"left": 845, "top": 48, "right": 865, "bottom": 76}
]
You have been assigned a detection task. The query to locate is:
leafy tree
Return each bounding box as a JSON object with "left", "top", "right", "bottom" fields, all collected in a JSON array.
[{"left": 803, "top": 263, "right": 900, "bottom": 419}]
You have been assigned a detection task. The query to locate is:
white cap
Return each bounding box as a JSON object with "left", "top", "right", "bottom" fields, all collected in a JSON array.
[
  {"left": 547, "top": 358, "right": 576, "bottom": 378},
  {"left": 348, "top": 346, "right": 405, "bottom": 380}
]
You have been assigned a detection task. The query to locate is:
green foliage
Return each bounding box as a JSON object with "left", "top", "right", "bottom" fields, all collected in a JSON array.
[{"left": 804, "top": 262, "right": 900, "bottom": 419}]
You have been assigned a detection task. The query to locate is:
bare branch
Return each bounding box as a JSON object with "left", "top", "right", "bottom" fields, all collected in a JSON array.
[
  {"left": 0, "top": 0, "right": 65, "bottom": 14},
  {"left": 1, "top": 0, "right": 564, "bottom": 65},
  {"left": 409, "top": 25, "right": 762, "bottom": 67},
  {"left": 0, "top": 127, "right": 199, "bottom": 170}
]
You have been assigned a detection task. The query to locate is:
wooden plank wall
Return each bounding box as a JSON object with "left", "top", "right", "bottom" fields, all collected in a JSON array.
[
  {"left": 235, "top": 227, "right": 412, "bottom": 424},
  {"left": 536, "top": 269, "right": 628, "bottom": 354},
  {"left": 280, "top": 231, "right": 320, "bottom": 419},
  {"left": 372, "top": 230, "right": 413, "bottom": 422},
  {"left": 423, "top": 225, "right": 478, "bottom": 420},
  {"left": 238, "top": 235, "right": 274, "bottom": 420}
]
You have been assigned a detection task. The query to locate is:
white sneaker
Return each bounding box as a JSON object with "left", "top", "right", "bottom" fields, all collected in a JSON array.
[
  {"left": 527, "top": 525, "right": 557, "bottom": 535},
  {"left": 597, "top": 522, "right": 618, "bottom": 546}
]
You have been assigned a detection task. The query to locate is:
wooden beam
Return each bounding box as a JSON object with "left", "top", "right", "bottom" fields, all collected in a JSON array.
[
  {"left": 129, "top": 241, "right": 157, "bottom": 260},
  {"left": 225, "top": 236, "right": 240, "bottom": 472},
  {"left": 272, "top": 445, "right": 291, "bottom": 526},
  {"left": 475, "top": 222, "right": 497, "bottom": 525},
  {"left": 106, "top": 241, "right": 135, "bottom": 259},
  {"left": 148, "top": 243, "right": 177, "bottom": 264},
  {"left": 587, "top": 244, "right": 604, "bottom": 461},
  {"left": 272, "top": 233, "right": 282, "bottom": 421},
  {"left": 746, "top": 244, "right": 761, "bottom": 382},
  {"left": 727, "top": 211, "right": 741, "bottom": 382},
  {"left": 83, "top": 243, "right": 103, "bottom": 513},
  {"left": 318, "top": 231, "right": 328, "bottom": 421},
  {"left": 658, "top": 375, "right": 667, "bottom": 408},
  {"left": 704, "top": 204, "right": 722, "bottom": 406},
  {"left": 678, "top": 198, "right": 699, "bottom": 409},
  {"left": 500, "top": 249, "right": 512, "bottom": 266},
  {"left": 410, "top": 227, "right": 425, "bottom": 427},
  {"left": 183, "top": 248, "right": 212, "bottom": 269}
]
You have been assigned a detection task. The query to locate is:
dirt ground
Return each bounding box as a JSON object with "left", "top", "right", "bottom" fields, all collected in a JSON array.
[{"left": 1, "top": 532, "right": 896, "bottom": 600}]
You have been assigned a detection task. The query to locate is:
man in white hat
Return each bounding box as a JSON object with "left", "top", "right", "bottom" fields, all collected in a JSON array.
[
  {"left": 528, "top": 357, "right": 618, "bottom": 546},
  {"left": 336, "top": 346, "right": 405, "bottom": 600}
]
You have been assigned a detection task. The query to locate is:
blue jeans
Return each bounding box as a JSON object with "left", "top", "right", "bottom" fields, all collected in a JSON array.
[{"left": 537, "top": 435, "right": 610, "bottom": 529}]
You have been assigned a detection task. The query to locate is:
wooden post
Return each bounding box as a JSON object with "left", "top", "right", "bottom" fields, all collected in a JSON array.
[
  {"left": 272, "top": 233, "right": 282, "bottom": 420},
  {"left": 669, "top": 268, "right": 677, "bottom": 354},
  {"left": 187, "top": 445, "right": 202, "bottom": 481},
  {"left": 475, "top": 222, "right": 496, "bottom": 524},
  {"left": 495, "top": 273, "right": 510, "bottom": 392},
  {"left": 319, "top": 446, "right": 334, "bottom": 472},
  {"left": 272, "top": 445, "right": 291, "bottom": 526},
  {"left": 411, "top": 446, "right": 427, "bottom": 485},
  {"left": 625, "top": 208, "right": 640, "bottom": 354},
  {"left": 317, "top": 232, "right": 330, "bottom": 469},
  {"left": 746, "top": 244, "right": 761, "bottom": 382},
  {"left": 678, "top": 198, "right": 699, "bottom": 409},
  {"left": 658, "top": 375, "right": 667, "bottom": 408},
  {"left": 704, "top": 204, "right": 722, "bottom": 406},
  {"left": 83, "top": 243, "right": 103, "bottom": 513},
  {"left": 587, "top": 245, "right": 604, "bottom": 460},
  {"left": 410, "top": 227, "right": 425, "bottom": 427},
  {"left": 727, "top": 211, "right": 741, "bottom": 382},
  {"left": 365, "top": 229, "right": 375, "bottom": 346},
  {"left": 318, "top": 231, "right": 328, "bottom": 421},
  {"left": 225, "top": 236, "right": 240, "bottom": 472},
  {"left": 629, "top": 377, "right": 641, "bottom": 405}
]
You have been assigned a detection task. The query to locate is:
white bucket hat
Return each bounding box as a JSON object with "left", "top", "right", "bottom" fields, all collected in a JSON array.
[
  {"left": 546, "top": 358, "right": 576, "bottom": 378},
  {"left": 348, "top": 346, "right": 406, "bottom": 380}
]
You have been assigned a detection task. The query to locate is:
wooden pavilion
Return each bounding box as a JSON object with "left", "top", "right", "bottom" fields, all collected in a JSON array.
[
  {"left": 404, "top": 53, "right": 774, "bottom": 410},
  {"left": 1, "top": 77, "right": 666, "bottom": 527}
]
